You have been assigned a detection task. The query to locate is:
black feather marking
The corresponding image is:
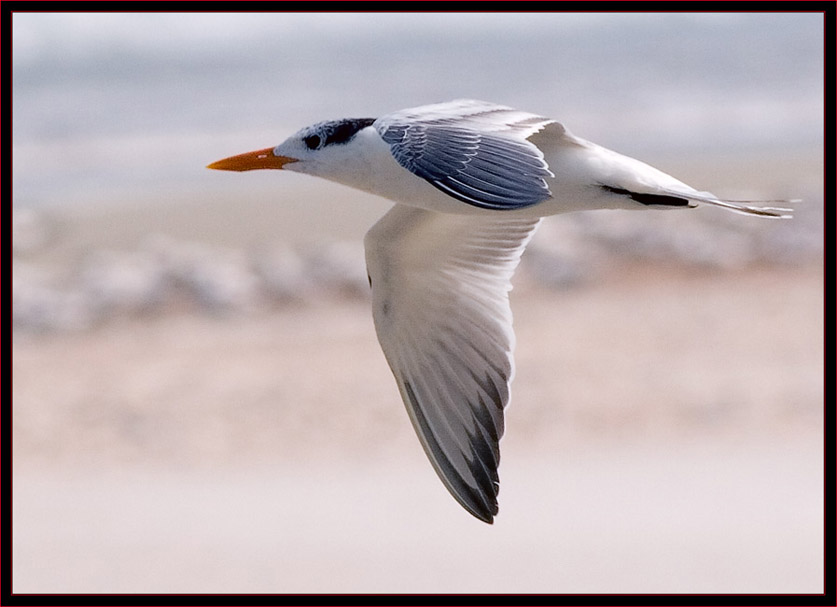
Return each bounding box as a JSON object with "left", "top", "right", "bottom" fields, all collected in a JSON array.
[
  {"left": 324, "top": 118, "right": 376, "bottom": 146},
  {"left": 601, "top": 185, "right": 690, "bottom": 207},
  {"left": 301, "top": 118, "right": 376, "bottom": 150},
  {"left": 403, "top": 381, "right": 497, "bottom": 523}
]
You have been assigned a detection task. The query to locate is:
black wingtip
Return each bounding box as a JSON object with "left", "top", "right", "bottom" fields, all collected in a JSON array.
[
  {"left": 468, "top": 498, "right": 498, "bottom": 524},
  {"left": 468, "top": 507, "right": 495, "bottom": 524},
  {"left": 403, "top": 380, "right": 500, "bottom": 525},
  {"left": 457, "top": 502, "right": 496, "bottom": 524},
  {"left": 471, "top": 487, "right": 499, "bottom": 524}
]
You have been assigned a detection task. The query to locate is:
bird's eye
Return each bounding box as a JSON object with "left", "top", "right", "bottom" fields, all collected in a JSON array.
[{"left": 304, "top": 135, "right": 321, "bottom": 150}]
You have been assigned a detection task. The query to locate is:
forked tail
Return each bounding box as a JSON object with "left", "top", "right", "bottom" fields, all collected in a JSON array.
[
  {"left": 663, "top": 188, "right": 796, "bottom": 218},
  {"left": 599, "top": 184, "right": 795, "bottom": 218}
]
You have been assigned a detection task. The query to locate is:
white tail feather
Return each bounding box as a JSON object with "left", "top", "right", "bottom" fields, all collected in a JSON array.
[{"left": 665, "top": 189, "right": 796, "bottom": 218}]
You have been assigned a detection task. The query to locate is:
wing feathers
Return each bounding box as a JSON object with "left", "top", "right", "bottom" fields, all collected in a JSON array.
[
  {"left": 375, "top": 101, "right": 555, "bottom": 210},
  {"left": 365, "top": 205, "right": 540, "bottom": 523}
]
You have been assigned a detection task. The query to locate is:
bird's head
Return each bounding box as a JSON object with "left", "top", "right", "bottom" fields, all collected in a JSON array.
[{"left": 207, "top": 118, "right": 377, "bottom": 179}]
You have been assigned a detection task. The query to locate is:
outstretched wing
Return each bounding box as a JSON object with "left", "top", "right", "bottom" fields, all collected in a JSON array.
[
  {"left": 364, "top": 204, "right": 541, "bottom": 522},
  {"left": 374, "top": 100, "right": 555, "bottom": 211}
]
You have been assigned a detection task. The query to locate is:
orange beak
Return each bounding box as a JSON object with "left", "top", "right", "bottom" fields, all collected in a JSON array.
[{"left": 206, "top": 147, "right": 298, "bottom": 171}]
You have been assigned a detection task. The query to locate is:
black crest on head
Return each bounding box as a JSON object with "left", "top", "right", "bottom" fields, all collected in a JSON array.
[{"left": 303, "top": 118, "right": 376, "bottom": 150}]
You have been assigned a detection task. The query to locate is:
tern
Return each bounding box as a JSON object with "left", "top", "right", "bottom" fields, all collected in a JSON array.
[{"left": 208, "top": 99, "right": 791, "bottom": 523}]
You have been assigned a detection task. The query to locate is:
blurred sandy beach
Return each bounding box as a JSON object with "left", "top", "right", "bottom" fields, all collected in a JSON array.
[
  {"left": 11, "top": 11, "right": 824, "bottom": 596},
  {"left": 12, "top": 196, "right": 824, "bottom": 594}
]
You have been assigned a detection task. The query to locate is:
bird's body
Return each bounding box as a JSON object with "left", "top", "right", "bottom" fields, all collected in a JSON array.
[{"left": 208, "top": 99, "right": 791, "bottom": 523}]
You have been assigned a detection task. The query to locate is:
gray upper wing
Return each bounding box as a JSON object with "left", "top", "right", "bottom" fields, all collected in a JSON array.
[{"left": 375, "top": 110, "right": 554, "bottom": 210}]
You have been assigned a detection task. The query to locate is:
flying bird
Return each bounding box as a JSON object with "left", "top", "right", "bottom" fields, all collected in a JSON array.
[{"left": 208, "top": 99, "right": 791, "bottom": 524}]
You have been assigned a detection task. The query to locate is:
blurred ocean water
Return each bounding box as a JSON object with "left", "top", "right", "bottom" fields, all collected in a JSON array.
[{"left": 12, "top": 12, "right": 824, "bottom": 208}]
